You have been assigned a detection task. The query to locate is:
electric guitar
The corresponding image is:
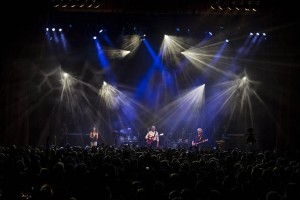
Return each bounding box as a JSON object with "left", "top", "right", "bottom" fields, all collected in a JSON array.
[
  {"left": 146, "top": 132, "right": 164, "bottom": 145},
  {"left": 192, "top": 139, "right": 208, "bottom": 146}
]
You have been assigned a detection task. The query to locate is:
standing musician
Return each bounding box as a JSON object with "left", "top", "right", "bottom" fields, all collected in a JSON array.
[
  {"left": 90, "top": 126, "right": 99, "bottom": 147},
  {"left": 145, "top": 125, "right": 160, "bottom": 148},
  {"left": 192, "top": 128, "right": 208, "bottom": 150}
]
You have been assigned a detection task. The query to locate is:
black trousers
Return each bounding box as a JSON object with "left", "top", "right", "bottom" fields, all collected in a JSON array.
[{"left": 147, "top": 140, "right": 158, "bottom": 148}]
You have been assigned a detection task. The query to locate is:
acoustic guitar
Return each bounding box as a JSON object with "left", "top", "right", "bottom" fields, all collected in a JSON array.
[
  {"left": 146, "top": 132, "right": 164, "bottom": 145},
  {"left": 191, "top": 139, "right": 208, "bottom": 146}
]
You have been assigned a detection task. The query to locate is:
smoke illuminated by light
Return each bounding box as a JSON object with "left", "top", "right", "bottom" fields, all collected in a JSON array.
[
  {"left": 122, "top": 35, "right": 142, "bottom": 55},
  {"left": 28, "top": 19, "right": 276, "bottom": 148},
  {"left": 98, "top": 82, "right": 121, "bottom": 109},
  {"left": 158, "top": 84, "right": 206, "bottom": 132},
  {"left": 60, "top": 72, "right": 74, "bottom": 102},
  {"left": 105, "top": 48, "right": 130, "bottom": 59},
  {"left": 160, "top": 35, "right": 190, "bottom": 66},
  {"left": 207, "top": 74, "right": 260, "bottom": 129},
  {"left": 181, "top": 50, "right": 233, "bottom": 76},
  {"left": 98, "top": 82, "right": 149, "bottom": 130}
]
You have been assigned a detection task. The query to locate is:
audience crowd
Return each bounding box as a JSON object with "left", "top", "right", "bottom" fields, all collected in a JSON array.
[{"left": 0, "top": 144, "right": 299, "bottom": 200}]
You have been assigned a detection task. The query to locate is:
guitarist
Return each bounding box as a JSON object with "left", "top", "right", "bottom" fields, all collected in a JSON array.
[
  {"left": 192, "top": 128, "right": 208, "bottom": 151},
  {"left": 145, "top": 125, "right": 160, "bottom": 148}
]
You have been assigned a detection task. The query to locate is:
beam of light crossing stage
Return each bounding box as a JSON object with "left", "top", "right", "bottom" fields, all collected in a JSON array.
[
  {"left": 121, "top": 35, "right": 142, "bottom": 56},
  {"left": 94, "top": 39, "right": 116, "bottom": 83},
  {"left": 98, "top": 81, "right": 154, "bottom": 131},
  {"left": 59, "top": 30, "right": 68, "bottom": 52},
  {"left": 94, "top": 39, "right": 109, "bottom": 69},
  {"left": 105, "top": 48, "right": 130, "bottom": 59},
  {"left": 205, "top": 75, "right": 261, "bottom": 129},
  {"left": 181, "top": 50, "right": 235, "bottom": 77},
  {"left": 157, "top": 84, "right": 205, "bottom": 133},
  {"left": 135, "top": 39, "right": 165, "bottom": 103},
  {"left": 160, "top": 35, "right": 190, "bottom": 66}
]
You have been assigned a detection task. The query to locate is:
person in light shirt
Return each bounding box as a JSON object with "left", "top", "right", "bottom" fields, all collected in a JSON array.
[
  {"left": 145, "top": 125, "right": 159, "bottom": 148},
  {"left": 192, "top": 128, "right": 208, "bottom": 150}
]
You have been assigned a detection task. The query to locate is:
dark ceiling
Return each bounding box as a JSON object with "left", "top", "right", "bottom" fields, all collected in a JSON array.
[{"left": 49, "top": 0, "right": 267, "bottom": 15}]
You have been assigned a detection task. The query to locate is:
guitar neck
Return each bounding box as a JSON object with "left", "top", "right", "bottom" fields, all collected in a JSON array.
[{"left": 192, "top": 139, "right": 208, "bottom": 145}]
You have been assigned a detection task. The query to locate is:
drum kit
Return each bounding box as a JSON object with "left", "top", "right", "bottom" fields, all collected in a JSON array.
[
  {"left": 116, "top": 128, "right": 138, "bottom": 146},
  {"left": 169, "top": 138, "right": 190, "bottom": 148}
]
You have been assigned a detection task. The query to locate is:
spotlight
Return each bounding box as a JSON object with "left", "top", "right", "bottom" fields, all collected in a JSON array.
[
  {"left": 250, "top": 32, "right": 253, "bottom": 36},
  {"left": 263, "top": 33, "right": 266, "bottom": 36},
  {"left": 58, "top": 28, "right": 62, "bottom": 32},
  {"left": 99, "top": 29, "right": 103, "bottom": 33},
  {"left": 93, "top": 36, "right": 97, "bottom": 40},
  {"left": 141, "top": 34, "right": 146, "bottom": 40},
  {"left": 176, "top": 28, "right": 180, "bottom": 32},
  {"left": 256, "top": 32, "right": 259, "bottom": 36},
  {"left": 46, "top": 28, "right": 49, "bottom": 32},
  {"left": 103, "top": 81, "right": 107, "bottom": 86},
  {"left": 52, "top": 28, "right": 55, "bottom": 32},
  {"left": 208, "top": 32, "right": 213, "bottom": 36},
  {"left": 121, "top": 50, "right": 130, "bottom": 57},
  {"left": 63, "top": 73, "right": 69, "bottom": 78},
  {"left": 225, "top": 39, "right": 229, "bottom": 43}
]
